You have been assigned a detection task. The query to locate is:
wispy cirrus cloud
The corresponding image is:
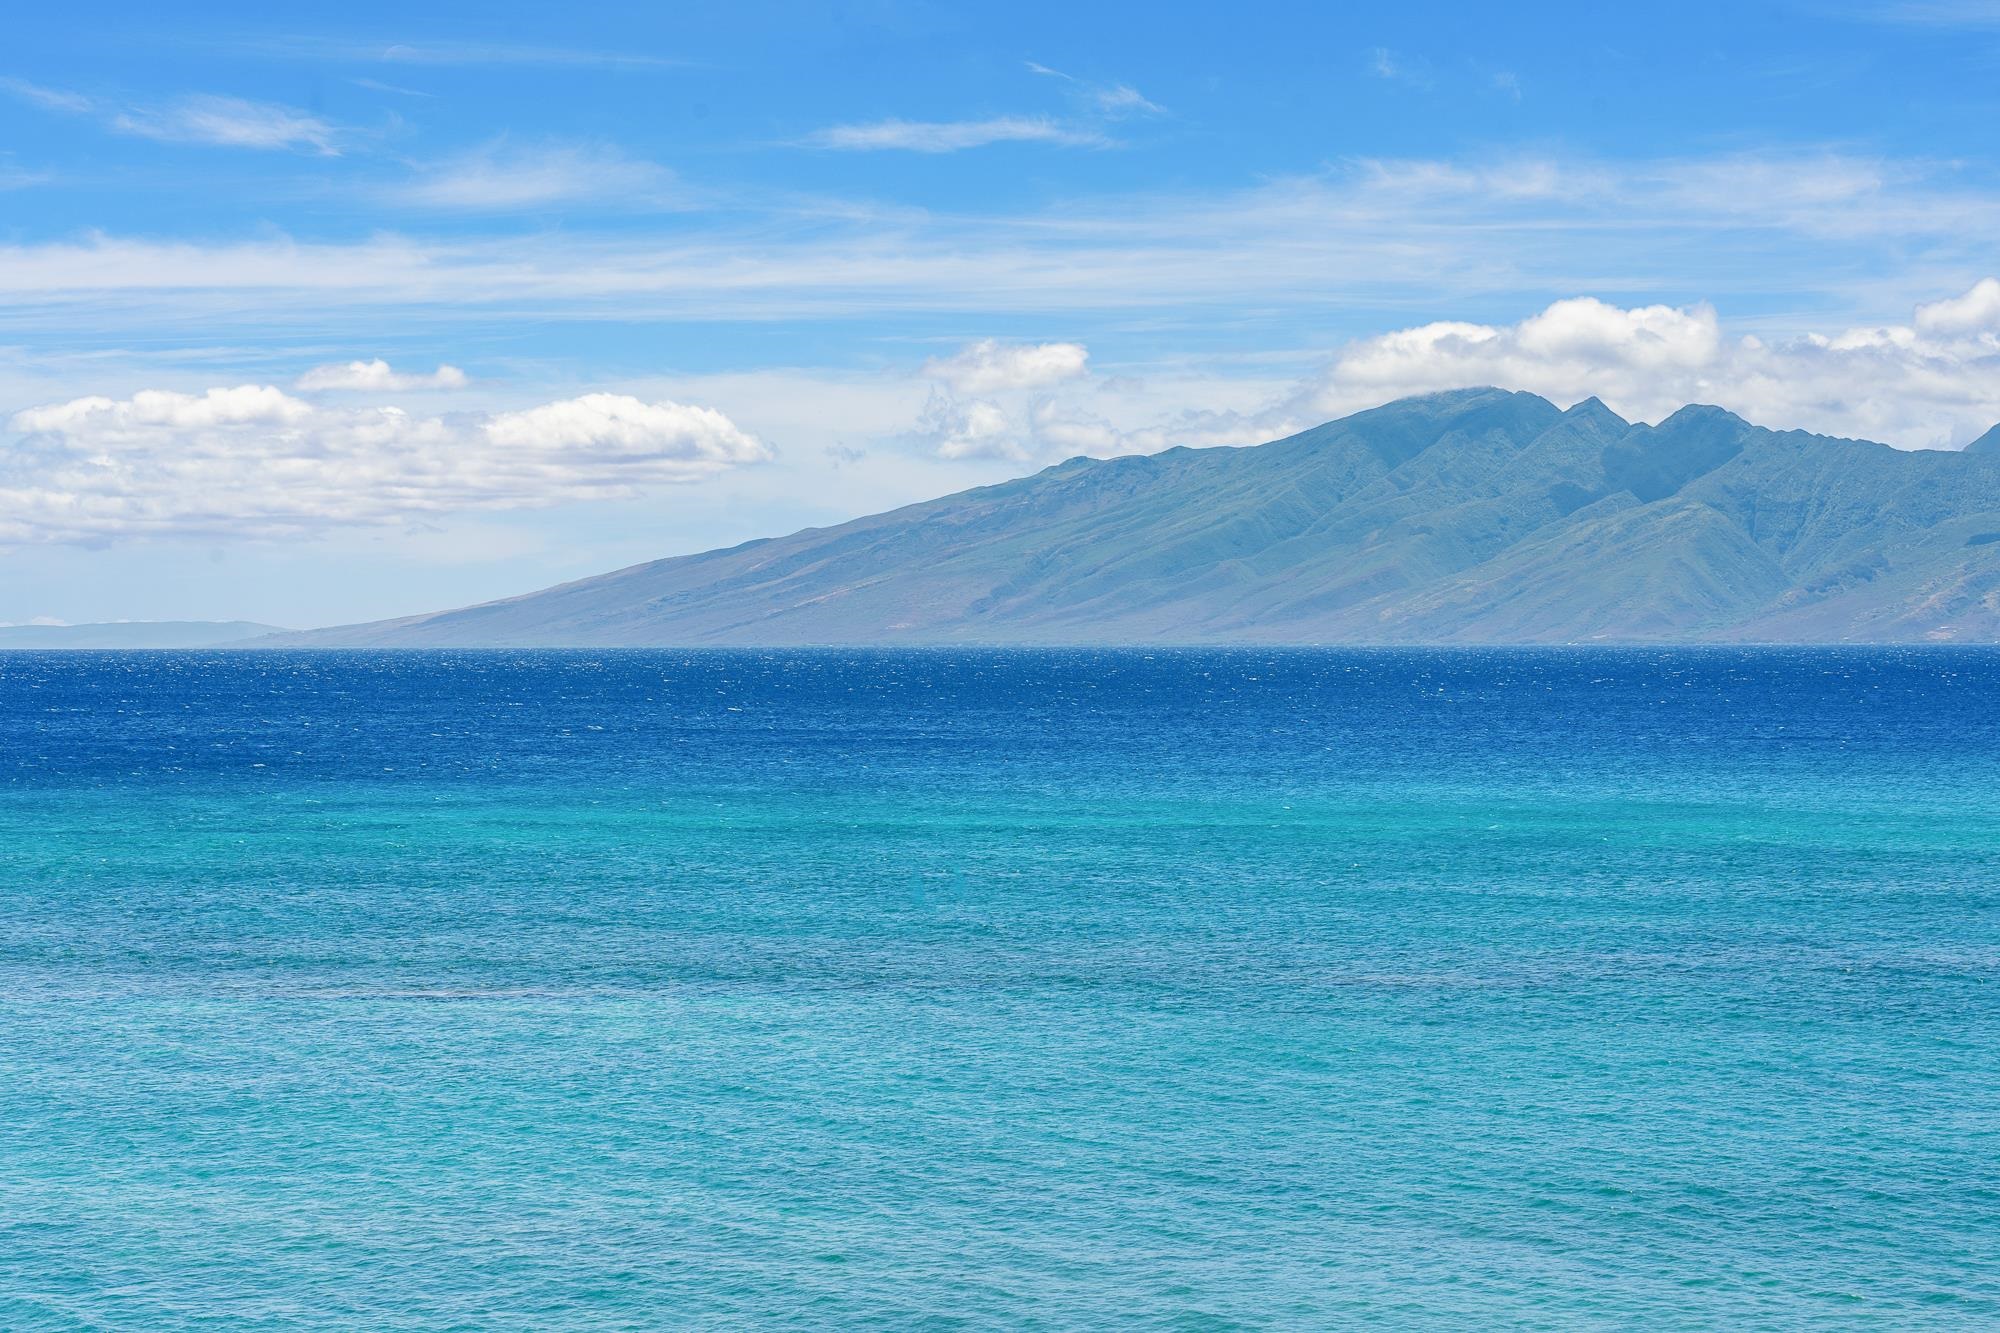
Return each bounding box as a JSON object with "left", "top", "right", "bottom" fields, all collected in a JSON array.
[
  {"left": 111, "top": 95, "right": 342, "bottom": 155},
  {"left": 351, "top": 76, "right": 435, "bottom": 98},
  {"left": 1369, "top": 47, "right": 1436, "bottom": 90},
  {"left": 805, "top": 115, "right": 1110, "bottom": 152},
  {"left": 808, "top": 57, "right": 1162, "bottom": 154},
  {"left": 1, "top": 151, "right": 1997, "bottom": 349},
  {"left": 3, "top": 78, "right": 344, "bottom": 155},
  {"left": 0, "top": 77, "right": 93, "bottom": 113},
  {"left": 1025, "top": 62, "right": 1167, "bottom": 116},
  {"left": 392, "top": 140, "right": 683, "bottom": 210},
  {"left": 0, "top": 161, "right": 51, "bottom": 190},
  {"left": 236, "top": 37, "right": 687, "bottom": 69},
  {"left": 1367, "top": 50, "right": 1523, "bottom": 100}
]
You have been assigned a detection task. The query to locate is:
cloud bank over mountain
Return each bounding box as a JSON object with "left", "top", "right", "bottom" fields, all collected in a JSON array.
[
  {"left": 1306, "top": 284, "right": 2000, "bottom": 450},
  {"left": 897, "top": 279, "right": 2000, "bottom": 470}
]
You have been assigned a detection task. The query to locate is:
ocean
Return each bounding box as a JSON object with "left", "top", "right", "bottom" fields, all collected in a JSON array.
[{"left": 1, "top": 648, "right": 1995, "bottom": 1328}]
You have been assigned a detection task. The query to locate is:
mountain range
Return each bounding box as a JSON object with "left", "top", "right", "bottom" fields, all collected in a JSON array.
[
  {"left": 0, "top": 621, "right": 286, "bottom": 649},
  {"left": 272, "top": 388, "right": 2000, "bottom": 645}
]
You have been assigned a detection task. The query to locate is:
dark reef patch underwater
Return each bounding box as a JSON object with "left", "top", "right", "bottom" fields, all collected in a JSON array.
[{"left": 2, "top": 648, "right": 1997, "bottom": 1326}]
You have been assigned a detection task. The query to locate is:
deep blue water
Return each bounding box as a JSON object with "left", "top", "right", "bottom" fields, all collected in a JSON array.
[{"left": 1, "top": 648, "right": 1997, "bottom": 1328}]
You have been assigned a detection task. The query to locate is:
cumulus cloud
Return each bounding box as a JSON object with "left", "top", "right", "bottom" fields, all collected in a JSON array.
[
  {"left": 917, "top": 391, "right": 1274, "bottom": 463},
  {"left": 922, "top": 339, "right": 1090, "bottom": 393},
  {"left": 395, "top": 141, "right": 680, "bottom": 210},
  {"left": 295, "top": 360, "right": 469, "bottom": 391},
  {"left": 0, "top": 387, "right": 769, "bottom": 543},
  {"left": 919, "top": 392, "right": 1023, "bottom": 460},
  {"left": 912, "top": 337, "right": 1272, "bottom": 462},
  {"left": 806, "top": 117, "right": 1109, "bottom": 152},
  {"left": 484, "top": 394, "right": 760, "bottom": 458},
  {"left": 1305, "top": 281, "right": 2000, "bottom": 449},
  {"left": 914, "top": 338, "right": 1093, "bottom": 460},
  {"left": 1914, "top": 278, "right": 2000, "bottom": 335}
]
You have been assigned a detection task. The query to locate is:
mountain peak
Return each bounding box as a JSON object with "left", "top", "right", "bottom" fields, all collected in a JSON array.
[
  {"left": 1965, "top": 423, "right": 2000, "bottom": 455},
  {"left": 1416, "top": 385, "right": 1559, "bottom": 414},
  {"left": 1562, "top": 396, "right": 1628, "bottom": 430},
  {"left": 1657, "top": 402, "right": 1749, "bottom": 431}
]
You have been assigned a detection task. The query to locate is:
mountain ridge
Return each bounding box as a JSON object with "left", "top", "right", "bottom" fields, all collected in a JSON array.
[
  {"left": 0, "top": 621, "right": 288, "bottom": 649},
  {"left": 266, "top": 388, "right": 2000, "bottom": 646}
]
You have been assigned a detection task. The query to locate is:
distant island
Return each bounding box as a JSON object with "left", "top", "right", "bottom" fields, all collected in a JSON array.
[
  {"left": 0, "top": 621, "right": 287, "bottom": 649},
  {"left": 265, "top": 388, "right": 2000, "bottom": 646}
]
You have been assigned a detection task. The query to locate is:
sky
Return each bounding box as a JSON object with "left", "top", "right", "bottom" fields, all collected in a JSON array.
[{"left": 4, "top": 0, "right": 2000, "bottom": 629}]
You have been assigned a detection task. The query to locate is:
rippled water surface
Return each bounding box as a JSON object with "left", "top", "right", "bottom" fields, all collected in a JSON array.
[{"left": 1, "top": 648, "right": 1997, "bottom": 1328}]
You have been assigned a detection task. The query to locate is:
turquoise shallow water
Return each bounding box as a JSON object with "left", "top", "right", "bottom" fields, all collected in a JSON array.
[{"left": 1, "top": 647, "right": 1997, "bottom": 1328}]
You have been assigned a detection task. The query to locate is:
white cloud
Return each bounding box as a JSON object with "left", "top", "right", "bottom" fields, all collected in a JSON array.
[
  {"left": 0, "top": 163, "right": 52, "bottom": 190},
  {"left": 13, "top": 384, "right": 313, "bottom": 434},
  {"left": 806, "top": 116, "right": 1109, "bottom": 152},
  {"left": 295, "top": 360, "right": 469, "bottom": 391},
  {"left": 1024, "top": 63, "right": 1165, "bottom": 116},
  {"left": 1305, "top": 282, "right": 2000, "bottom": 448},
  {"left": 351, "top": 76, "right": 435, "bottom": 99},
  {"left": 911, "top": 338, "right": 1275, "bottom": 462},
  {"left": 13, "top": 150, "right": 1994, "bottom": 343},
  {"left": 0, "top": 77, "right": 94, "bottom": 114},
  {"left": 1093, "top": 84, "right": 1165, "bottom": 116},
  {"left": 2, "top": 80, "right": 340, "bottom": 155},
  {"left": 1, "top": 387, "right": 769, "bottom": 543},
  {"left": 484, "top": 394, "right": 762, "bottom": 461},
  {"left": 1369, "top": 48, "right": 1434, "bottom": 89},
  {"left": 395, "top": 141, "right": 680, "bottom": 210},
  {"left": 920, "top": 392, "right": 1024, "bottom": 460},
  {"left": 1914, "top": 277, "right": 2000, "bottom": 335},
  {"left": 907, "top": 281, "right": 2000, "bottom": 465},
  {"left": 915, "top": 338, "right": 1090, "bottom": 460},
  {"left": 110, "top": 95, "right": 341, "bottom": 155},
  {"left": 914, "top": 388, "right": 1277, "bottom": 464},
  {"left": 922, "top": 339, "right": 1090, "bottom": 393}
]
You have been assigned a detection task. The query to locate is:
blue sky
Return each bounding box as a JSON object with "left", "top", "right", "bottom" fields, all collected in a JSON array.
[{"left": 4, "top": 0, "right": 2000, "bottom": 628}]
